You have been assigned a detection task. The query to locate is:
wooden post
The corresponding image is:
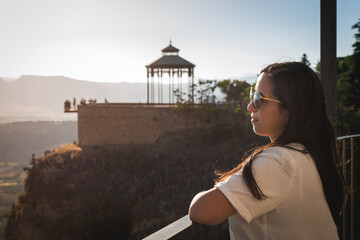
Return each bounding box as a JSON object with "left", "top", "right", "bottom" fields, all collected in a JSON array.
[{"left": 321, "top": 0, "right": 337, "bottom": 126}]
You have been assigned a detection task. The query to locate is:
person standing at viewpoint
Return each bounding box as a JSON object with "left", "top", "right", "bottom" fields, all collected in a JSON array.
[{"left": 189, "top": 62, "right": 347, "bottom": 240}]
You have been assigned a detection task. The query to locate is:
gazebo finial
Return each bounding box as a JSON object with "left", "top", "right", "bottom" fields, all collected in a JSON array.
[{"left": 170, "top": 38, "right": 172, "bottom": 45}]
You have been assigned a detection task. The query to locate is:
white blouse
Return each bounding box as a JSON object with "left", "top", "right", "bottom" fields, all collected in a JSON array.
[{"left": 215, "top": 143, "right": 339, "bottom": 240}]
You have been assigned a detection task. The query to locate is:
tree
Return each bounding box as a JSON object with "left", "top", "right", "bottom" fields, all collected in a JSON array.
[
  {"left": 352, "top": 18, "right": 360, "bottom": 54},
  {"left": 312, "top": 18, "right": 360, "bottom": 134},
  {"left": 217, "top": 79, "right": 251, "bottom": 110},
  {"left": 335, "top": 18, "right": 360, "bottom": 134},
  {"left": 195, "top": 79, "right": 217, "bottom": 104},
  {"left": 350, "top": 18, "right": 360, "bottom": 110},
  {"left": 301, "top": 53, "right": 311, "bottom": 66},
  {"left": 315, "top": 60, "right": 320, "bottom": 77}
]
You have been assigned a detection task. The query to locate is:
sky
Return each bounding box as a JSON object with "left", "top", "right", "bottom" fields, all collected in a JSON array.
[{"left": 0, "top": 0, "right": 359, "bottom": 83}]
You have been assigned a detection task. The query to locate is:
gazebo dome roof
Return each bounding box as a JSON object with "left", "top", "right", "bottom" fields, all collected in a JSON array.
[
  {"left": 146, "top": 41, "right": 195, "bottom": 68},
  {"left": 146, "top": 55, "right": 195, "bottom": 68},
  {"left": 161, "top": 43, "right": 179, "bottom": 53}
]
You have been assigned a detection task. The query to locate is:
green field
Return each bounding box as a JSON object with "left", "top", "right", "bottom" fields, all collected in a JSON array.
[{"left": 0, "top": 162, "right": 26, "bottom": 239}]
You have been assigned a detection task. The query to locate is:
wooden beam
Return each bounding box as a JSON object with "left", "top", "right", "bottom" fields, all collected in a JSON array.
[{"left": 321, "top": 0, "right": 337, "bottom": 126}]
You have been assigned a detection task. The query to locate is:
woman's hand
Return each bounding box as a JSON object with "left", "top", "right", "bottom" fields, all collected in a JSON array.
[{"left": 188, "top": 187, "right": 237, "bottom": 225}]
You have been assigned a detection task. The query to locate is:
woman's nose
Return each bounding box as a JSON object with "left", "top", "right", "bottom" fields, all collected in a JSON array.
[{"left": 247, "top": 101, "right": 256, "bottom": 112}]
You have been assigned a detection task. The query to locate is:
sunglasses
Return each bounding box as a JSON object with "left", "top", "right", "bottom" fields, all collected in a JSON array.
[{"left": 249, "top": 87, "right": 282, "bottom": 110}]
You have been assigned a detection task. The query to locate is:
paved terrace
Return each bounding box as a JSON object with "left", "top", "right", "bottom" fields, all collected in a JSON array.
[{"left": 65, "top": 103, "right": 177, "bottom": 112}]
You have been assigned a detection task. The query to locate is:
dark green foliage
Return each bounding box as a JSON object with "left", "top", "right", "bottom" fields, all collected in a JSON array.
[
  {"left": 352, "top": 18, "right": 360, "bottom": 54},
  {"left": 174, "top": 78, "right": 252, "bottom": 121},
  {"left": 312, "top": 17, "right": 360, "bottom": 135},
  {"left": 336, "top": 18, "right": 360, "bottom": 134},
  {"left": 217, "top": 79, "right": 251, "bottom": 111},
  {"left": 315, "top": 56, "right": 360, "bottom": 134},
  {"left": 336, "top": 55, "right": 360, "bottom": 134},
  {"left": 194, "top": 79, "right": 218, "bottom": 104}
]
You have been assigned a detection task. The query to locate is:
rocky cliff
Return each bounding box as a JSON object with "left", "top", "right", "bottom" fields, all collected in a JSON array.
[{"left": 3, "top": 117, "right": 265, "bottom": 239}]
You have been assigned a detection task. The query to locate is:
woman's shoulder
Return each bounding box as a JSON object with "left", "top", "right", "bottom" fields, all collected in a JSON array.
[
  {"left": 254, "top": 143, "right": 310, "bottom": 171},
  {"left": 262, "top": 142, "right": 307, "bottom": 156}
]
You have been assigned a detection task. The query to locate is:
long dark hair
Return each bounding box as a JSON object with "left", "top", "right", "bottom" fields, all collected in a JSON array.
[{"left": 217, "top": 62, "right": 347, "bottom": 223}]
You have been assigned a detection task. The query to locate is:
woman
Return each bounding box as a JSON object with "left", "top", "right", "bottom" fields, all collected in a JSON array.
[{"left": 189, "top": 62, "right": 347, "bottom": 240}]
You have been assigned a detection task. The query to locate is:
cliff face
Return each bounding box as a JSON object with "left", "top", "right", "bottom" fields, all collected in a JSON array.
[{"left": 4, "top": 119, "right": 265, "bottom": 240}]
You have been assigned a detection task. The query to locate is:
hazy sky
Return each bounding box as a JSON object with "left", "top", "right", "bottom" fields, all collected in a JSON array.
[{"left": 0, "top": 0, "right": 359, "bottom": 83}]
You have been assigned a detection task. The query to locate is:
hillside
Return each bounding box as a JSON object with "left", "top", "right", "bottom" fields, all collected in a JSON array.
[
  {"left": 0, "top": 121, "right": 77, "bottom": 164},
  {"left": 3, "top": 121, "right": 266, "bottom": 239}
]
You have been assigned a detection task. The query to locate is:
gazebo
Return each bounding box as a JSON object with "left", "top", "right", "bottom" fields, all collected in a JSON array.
[{"left": 146, "top": 41, "right": 195, "bottom": 104}]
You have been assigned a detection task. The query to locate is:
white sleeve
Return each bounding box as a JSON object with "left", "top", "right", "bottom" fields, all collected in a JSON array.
[{"left": 215, "top": 147, "right": 294, "bottom": 223}]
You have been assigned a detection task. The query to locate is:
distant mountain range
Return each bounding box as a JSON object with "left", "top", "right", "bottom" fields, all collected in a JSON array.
[
  {"left": 0, "top": 75, "right": 257, "bottom": 123},
  {"left": 0, "top": 76, "right": 149, "bottom": 123}
]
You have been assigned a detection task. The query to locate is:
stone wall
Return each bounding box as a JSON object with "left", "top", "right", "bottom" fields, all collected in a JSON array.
[{"left": 78, "top": 103, "right": 212, "bottom": 145}]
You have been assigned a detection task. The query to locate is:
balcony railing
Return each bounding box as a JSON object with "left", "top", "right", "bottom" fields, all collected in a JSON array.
[
  {"left": 338, "top": 134, "right": 360, "bottom": 240},
  {"left": 143, "top": 215, "right": 229, "bottom": 240},
  {"left": 143, "top": 134, "right": 359, "bottom": 240}
]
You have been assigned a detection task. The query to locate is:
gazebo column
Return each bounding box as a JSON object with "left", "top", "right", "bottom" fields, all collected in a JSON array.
[
  {"left": 192, "top": 68, "right": 194, "bottom": 103},
  {"left": 180, "top": 70, "right": 183, "bottom": 97},
  {"left": 160, "top": 69, "right": 163, "bottom": 104},
  {"left": 151, "top": 68, "right": 154, "bottom": 104},
  {"left": 189, "top": 68, "right": 194, "bottom": 103},
  {"left": 153, "top": 73, "right": 155, "bottom": 104},
  {"left": 156, "top": 69, "right": 160, "bottom": 104},
  {"left": 168, "top": 69, "right": 171, "bottom": 105},
  {"left": 147, "top": 68, "right": 149, "bottom": 104},
  {"left": 171, "top": 69, "right": 175, "bottom": 105},
  {"left": 188, "top": 73, "right": 191, "bottom": 102},
  {"left": 177, "top": 69, "right": 180, "bottom": 96}
]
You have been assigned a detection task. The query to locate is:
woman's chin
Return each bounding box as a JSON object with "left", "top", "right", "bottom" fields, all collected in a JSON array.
[
  {"left": 252, "top": 127, "right": 268, "bottom": 137},
  {"left": 252, "top": 127, "right": 260, "bottom": 136}
]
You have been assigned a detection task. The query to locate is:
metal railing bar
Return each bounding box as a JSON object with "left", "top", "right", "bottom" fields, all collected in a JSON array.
[
  {"left": 342, "top": 139, "right": 347, "bottom": 240},
  {"left": 142, "top": 215, "right": 193, "bottom": 240},
  {"left": 336, "top": 134, "right": 360, "bottom": 140},
  {"left": 351, "top": 137, "right": 354, "bottom": 240},
  {"left": 338, "top": 134, "right": 359, "bottom": 240}
]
